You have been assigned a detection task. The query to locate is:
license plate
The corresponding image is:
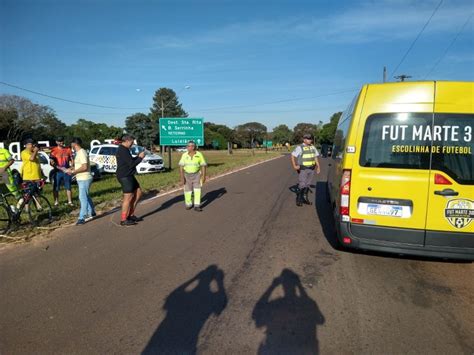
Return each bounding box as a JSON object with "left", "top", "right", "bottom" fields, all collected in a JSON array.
[{"left": 367, "top": 204, "right": 403, "bottom": 217}]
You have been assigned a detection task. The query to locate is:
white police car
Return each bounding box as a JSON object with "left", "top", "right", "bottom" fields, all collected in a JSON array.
[{"left": 89, "top": 144, "right": 165, "bottom": 174}]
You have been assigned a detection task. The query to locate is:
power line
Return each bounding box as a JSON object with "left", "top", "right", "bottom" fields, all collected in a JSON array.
[
  {"left": 390, "top": 0, "right": 444, "bottom": 78},
  {"left": 1, "top": 80, "right": 357, "bottom": 113},
  {"left": 423, "top": 12, "right": 473, "bottom": 79},
  {"left": 195, "top": 89, "right": 358, "bottom": 112},
  {"left": 0, "top": 81, "right": 148, "bottom": 110}
]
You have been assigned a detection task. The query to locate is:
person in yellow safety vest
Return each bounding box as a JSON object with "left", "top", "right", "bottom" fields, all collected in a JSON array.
[
  {"left": 0, "top": 147, "right": 21, "bottom": 200},
  {"left": 179, "top": 141, "right": 207, "bottom": 212},
  {"left": 290, "top": 134, "right": 321, "bottom": 207}
]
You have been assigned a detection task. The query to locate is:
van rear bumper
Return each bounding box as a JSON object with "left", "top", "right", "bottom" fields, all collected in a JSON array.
[{"left": 338, "top": 222, "right": 474, "bottom": 261}]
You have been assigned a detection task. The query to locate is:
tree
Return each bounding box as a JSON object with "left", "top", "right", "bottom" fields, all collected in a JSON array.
[
  {"left": 0, "top": 107, "right": 18, "bottom": 141},
  {"left": 292, "top": 123, "right": 319, "bottom": 144},
  {"left": 204, "top": 128, "right": 226, "bottom": 150},
  {"left": 35, "top": 113, "right": 68, "bottom": 141},
  {"left": 234, "top": 122, "right": 267, "bottom": 148},
  {"left": 125, "top": 113, "right": 155, "bottom": 148},
  {"left": 149, "top": 88, "right": 188, "bottom": 146},
  {"left": 0, "top": 95, "right": 57, "bottom": 142},
  {"left": 318, "top": 112, "right": 342, "bottom": 145},
  {"left": 204, "top": 122, "right": 234, "bottom": 143},
  {"left": 271, "top": 124, "right": 292, "bottom": 144},
  {"left": 67, "top": 119, "right": 122, "bottom": 148}
]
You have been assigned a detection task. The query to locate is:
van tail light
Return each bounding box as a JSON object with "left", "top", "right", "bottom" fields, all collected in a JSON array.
[
  {"left": 340, "top": 169, "right": 351, "bottom": 219},
  {"left": 434, "top": 173, "right": 452, "bottom": 185}
]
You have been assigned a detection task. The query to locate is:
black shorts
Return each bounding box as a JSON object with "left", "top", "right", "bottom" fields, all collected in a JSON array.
[{"left": 118, "top": 176, "right": 140, "bottom": 193}]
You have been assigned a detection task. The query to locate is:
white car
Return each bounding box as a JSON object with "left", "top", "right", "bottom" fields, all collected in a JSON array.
[{"left": 89, "top": 144, "right": 165, "bottom": 174}]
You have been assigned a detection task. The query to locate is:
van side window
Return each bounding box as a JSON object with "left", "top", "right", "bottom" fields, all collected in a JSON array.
[
  {"left": 333, "top": 119, "right": 350, "bottom": 159},
  {"left": 360, "top": 113, "right": 433, "bottom": 169},
  {"left": 90, "top": 147, "right": 99, "bottom": 155},
  {"left": 431, "top": 114, "right": 473, "bottom": 185},
  {"left": 333, "top": 94, "right": 358, "bottom": 159}
]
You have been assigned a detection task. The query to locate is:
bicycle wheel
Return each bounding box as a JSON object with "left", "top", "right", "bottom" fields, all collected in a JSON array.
[
  {"left": 27, "top": 195, "right": 52, "bottom": 226},
  {"left": 0, "top": 203, "right": 12, "bottom": 234}
]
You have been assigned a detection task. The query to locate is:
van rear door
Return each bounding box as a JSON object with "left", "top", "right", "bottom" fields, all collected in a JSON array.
[
  {"left": 425, "top": 82, "right": 474, "bottom": 247},
  {"left": 350, "top": 82, "right": 435, "bottom": 245}
]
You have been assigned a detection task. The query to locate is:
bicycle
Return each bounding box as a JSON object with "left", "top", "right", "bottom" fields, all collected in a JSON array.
[{"left": 0, "top": 180, "right": 52, "bottom": 234}]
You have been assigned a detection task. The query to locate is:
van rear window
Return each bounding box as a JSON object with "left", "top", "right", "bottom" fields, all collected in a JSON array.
[
  {"left": 431, "top": 114, "right": 473, "bottom": 185},
  {"left": 360, "top": 113, "right": 474, "bottom": 185},
  {"left": 360, "top": 113, "right": 432, "bottom": 170}
]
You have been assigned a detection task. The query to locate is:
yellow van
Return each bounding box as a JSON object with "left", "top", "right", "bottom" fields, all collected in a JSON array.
[{"left": 327, "top": 81, "right": 473, "bottom": 260}]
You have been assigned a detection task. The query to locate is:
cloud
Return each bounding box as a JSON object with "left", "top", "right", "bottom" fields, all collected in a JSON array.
[{"left": 142, "top": 1, "right": 473, "bottom": 49}]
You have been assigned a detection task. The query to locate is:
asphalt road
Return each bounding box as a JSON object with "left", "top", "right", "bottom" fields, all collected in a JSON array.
[{"left": 1, "top": 155, "right": 473, "bottom": 354}]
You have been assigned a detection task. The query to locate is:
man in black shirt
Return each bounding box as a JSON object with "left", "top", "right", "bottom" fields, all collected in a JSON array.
[{"left": 116, "top": 134, "right": 145, "bottom": 226}]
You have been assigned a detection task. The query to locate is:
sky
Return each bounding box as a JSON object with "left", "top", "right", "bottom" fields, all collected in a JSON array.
[{"left": 1, "top": 0, "right": 473, "bottom": 130}]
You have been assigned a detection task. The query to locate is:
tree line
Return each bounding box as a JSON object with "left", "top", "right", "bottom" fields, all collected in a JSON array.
[{"left": 0, "top": 89, "right": 342, "bottom": 150}]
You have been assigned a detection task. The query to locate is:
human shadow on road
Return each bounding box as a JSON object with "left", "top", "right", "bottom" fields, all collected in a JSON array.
[
  {"left": 140, "top": 195, "right": 184, "bottom": 219},
  {"left": 289, "top": 184, "right": 317, "bottom": 194},
  {"left": 200, "top": 187, "right": 227, "bottom": 208},
  {"left": 141, "top": 187, "right": 227, "bottom": 219},
  {"left": 142, "top": 265, "right": 228, "bottom": 355},
  {"left": 252, "top": 269, "right": 325, "bottom": 354}
]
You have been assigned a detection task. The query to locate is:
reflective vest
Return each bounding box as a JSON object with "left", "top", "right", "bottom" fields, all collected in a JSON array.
[
  {"left": 0, "top": 149, "right": 12, "bottom": 168},
  {"left": 298, "top": 144, "right": 317, "bottom": 167},
  {"left": 179, "top": 151, "right": 207, "bottom": 174}
]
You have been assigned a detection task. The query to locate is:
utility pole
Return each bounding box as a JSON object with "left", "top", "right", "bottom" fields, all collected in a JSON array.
[
  {"left": 383, "top": 66, "right": 387, "bottom": 83},
  {"left": 394, "top": 74, "right": 412, "bottom": 82},
  {"left": 161, "top": 97, "right": 172, "bottom": 170}
]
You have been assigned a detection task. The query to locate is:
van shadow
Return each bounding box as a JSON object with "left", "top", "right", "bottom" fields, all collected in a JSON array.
[
  {"left": 142, "top": 265, "right": 228, "bottom": 355},
  {"left": 315, "top": 182, "right": 340, "bottom": 250},
  {"left": 252, "top": 269, "right": 325, "bottom": 354}
]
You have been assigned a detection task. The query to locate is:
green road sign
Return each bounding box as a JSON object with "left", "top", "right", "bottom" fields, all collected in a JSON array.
[
  {"left": 159, "top": 118, "right": 204, "bottom": 146},
  {"left": 263, "top": 140, "right": 273, "bottom": 147}
]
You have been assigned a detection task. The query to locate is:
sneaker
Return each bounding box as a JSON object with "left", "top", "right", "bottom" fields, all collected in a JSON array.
[
  {"left": 54, "top": 201, "right": 59, "bottom": 207},
  {"left": 185, "top": 205, "right": 193, "bottom": 210},
  {"left": 67, "top": 202, "right": 74, "bottom": 207},
  {"left": 128, "top": 215, "right": 143, "bottom": 222},
  {"left": 194, "top": 206, "right": 203, "bottom": 212},
  {"left": 85, "top": 215, "right": 94, "bottom": 222},
  {"left": 76, "top": 219, "right": 85, "bottom": 226},
  {"left": 120, "top": 219, "right": 137, "bottom": 226}
]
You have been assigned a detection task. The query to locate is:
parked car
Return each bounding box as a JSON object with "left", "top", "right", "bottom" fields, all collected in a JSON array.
[
  {"left": 327, "top": 81, "right": 473, "bottom": 261},
  {"left": 176, "top": 147, "right": 187, "bottom": 152},
  {"left": 89, "top": 144, "right": 165, "bottom": 174}
]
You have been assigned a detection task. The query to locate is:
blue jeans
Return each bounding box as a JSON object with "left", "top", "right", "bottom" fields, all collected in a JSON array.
[{"left": 77, "top": 178, "right": 95, "bottom": 220}]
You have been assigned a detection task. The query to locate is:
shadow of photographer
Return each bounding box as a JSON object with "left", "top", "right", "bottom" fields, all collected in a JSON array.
[
  {"left": 252, "top": 269, "right": 325, "bottom": 354},
  {"left": 142, "top": 265, "right": 227, "bottom": 354}
]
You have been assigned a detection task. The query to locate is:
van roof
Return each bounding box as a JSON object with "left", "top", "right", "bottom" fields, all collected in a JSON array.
[{"left": 364, "top": 80, "right": 473, "bottom": 88}]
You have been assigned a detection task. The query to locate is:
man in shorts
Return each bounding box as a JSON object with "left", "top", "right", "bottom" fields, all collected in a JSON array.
[
  {"left": 50, "top": 136, "right": 73, "bottom": 206},
  {"left": 115, "top": 134, "right": 145, "bottom": 226}
]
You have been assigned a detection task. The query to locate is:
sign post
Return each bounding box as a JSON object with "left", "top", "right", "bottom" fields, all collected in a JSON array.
[{"left": 159, "top": 118, "right": 204, "bottom": 170}]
